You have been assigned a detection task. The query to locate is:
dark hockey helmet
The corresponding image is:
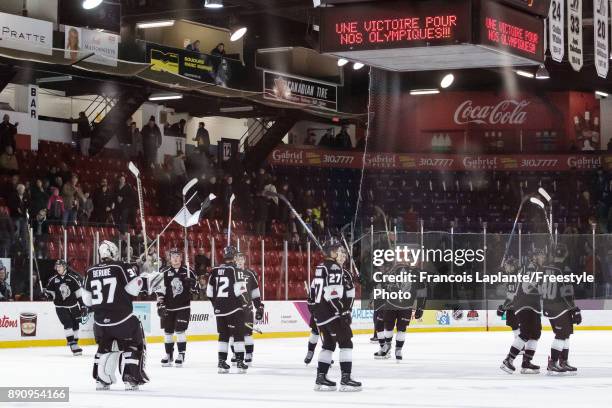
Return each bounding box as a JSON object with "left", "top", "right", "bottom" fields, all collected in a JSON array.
[
  {"left": 55, "top": 259, "right": 68, "bottom": 273},
  {"left": 322, "top": 238, "right": 343, "bottom": 258},
  {"left": 223, "top": 245, "right": 238, "bottom": 261}
]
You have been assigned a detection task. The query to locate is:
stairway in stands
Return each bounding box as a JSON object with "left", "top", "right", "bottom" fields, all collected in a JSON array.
[{"left": 241, "top": 114, "right": 298, "bottom": 171}]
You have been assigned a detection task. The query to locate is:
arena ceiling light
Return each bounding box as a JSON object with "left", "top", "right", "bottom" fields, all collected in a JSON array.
[
  {"left": 137, "top": 20, "right": 175, "bottom": 29},
  {"left": 204, "top": 0, "right": 223, "bottom": 8},
  {"left": 410, "top": 89, "right": 440, "bottom": 95},
  {"left": 535, "top": 64, "right": 550, "bottom": 80},
  {"left": 515, "top": 69, "right": 534, "bottom": 79},
  {"left": 230, "top": 27, "right": 247, "bottom": 42},
  {"left": 440, "top": 73, "right": 454, "bottom": 88},
  {"left": 352, "top": 62, "right": 364, "bottom": 70},
  {"left": 149, "top": 93, "right": 183, "bottom": 101},
  {"left": 595, "top": 90, "right": 609, "bottom": 98},
  {"left": 82, "top": 0, "right": 103, "bottom": 9},
  {"left": 337, "top": 58, "right": 349, "bottom": 67}
]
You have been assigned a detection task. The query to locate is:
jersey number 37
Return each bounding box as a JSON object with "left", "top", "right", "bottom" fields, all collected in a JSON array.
[{"left": 91, "top": 277, "right": 117, "bottom": 305}]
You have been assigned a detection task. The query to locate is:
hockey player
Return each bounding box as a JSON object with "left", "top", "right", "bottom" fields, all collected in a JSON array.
[
  {"left": 82, "top": 240, "right": 149, "bottom": 391},
  {"left": 206, "top": 246, "right": 249, "bottom": 374},
  {"left": 542, "top": 244, "right": 582, "bottom": 375},
  {"left": 232, "top": 250, "right": 264, "bottom": 366},
  {"left": 375, "top": 253, "right": 426, "bottom": 361},
  {"left": 496, "top": 257, "right": 521, "bottom": 340},
  {"left": 156, "top": 248, "right": 198, "bottom": 367},
  {"left": 309, "top": 240, "right": 361, "bottom": 392},
  {"left": 501, "top": 249, "right": 545, "bottom": 374},
  {"left": 45, "top": 259, "right": 87, "bottom": 356}
]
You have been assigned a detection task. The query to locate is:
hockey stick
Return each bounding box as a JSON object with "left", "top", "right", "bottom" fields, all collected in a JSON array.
[
  {"left": 339, "top": 230, "right": 361, "bottom": 278},
  {"left": 227, "top": 193, "right": 236, "bottom": 246},
  {"left": 374, "top": 205, "right": 392, "bottom": 249},
  {"left": 182, "top": 178, "right": 198, "bottom": 272},
  {"left": 128, "top": 162, "right": 148, "bottom": 258},
  {"left": 263, "top": 191, "right": 323, "bottom": 251},
  {"left": 245, "top": 322, "right": 263, "bottom": 334}
]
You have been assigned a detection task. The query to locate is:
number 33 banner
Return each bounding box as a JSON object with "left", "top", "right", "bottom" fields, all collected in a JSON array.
[
  {"left": 567, "top": 0, "right": 582, "bottom": 71},
  {"left": 549, "top": 0, "right": 565, "bottom": 62},
  {"left": 594, "top": 0, "right": 609, "bottom": 78}
]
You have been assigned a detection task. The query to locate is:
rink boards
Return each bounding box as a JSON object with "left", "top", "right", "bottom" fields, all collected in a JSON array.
[{"left": 1, "top": 300, "right": 612, "bottom": 348}]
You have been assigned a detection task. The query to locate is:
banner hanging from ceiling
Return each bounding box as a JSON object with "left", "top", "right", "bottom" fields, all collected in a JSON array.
[
  {"left": 0, "top": 12, "right": 52, "bottom": 55},
  {"left": 549, "top": 0, "right": 565, "bottom": 62},
  {"left": 594, "top": 0, "right": 609, "bottom": 78},
  {"left": 64, "top": 26, "right": 119, "bottom": 67},
  {"left": 567, "top": 0, "right": 583, "bottom": 71},
  {"left": 263, "top": 71, "right": 338, "bottom": 111}
]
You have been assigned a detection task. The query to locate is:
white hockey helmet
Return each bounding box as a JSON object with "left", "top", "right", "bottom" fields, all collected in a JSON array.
[{"left": 99, "top": 240, "right": 119, "bottom": 261}]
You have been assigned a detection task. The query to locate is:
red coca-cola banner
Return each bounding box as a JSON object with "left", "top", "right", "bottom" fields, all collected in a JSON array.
[{"left": 268, "top": 147, "right": 612, "bottom": 171}]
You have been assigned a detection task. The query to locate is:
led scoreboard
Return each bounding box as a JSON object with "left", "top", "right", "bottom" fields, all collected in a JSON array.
[
  {"left": 319, "top": 0, "right": 545, "bottom": 68},
  {"left": 319, "top": 0, "right": 472, "bottom": 53}
]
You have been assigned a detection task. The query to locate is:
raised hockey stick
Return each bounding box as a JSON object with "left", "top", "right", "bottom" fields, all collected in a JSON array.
[
  {"left": 263, "top": 191, "right": 323, "bottom": 251},
  {"left": 128, "top": 162, "right": 148, "bottom": 257},
  {"left": 227, "top": 193, "right": 236, "bottom": 246},
  {"left": 373, "top": 205, "right": 392, "bottom": 249},
  {"left": 339, "top": 230, "right": 360, "bottom": 277},
  {"left": 182, "top": 178, "right": 198, "bottom": 272}
]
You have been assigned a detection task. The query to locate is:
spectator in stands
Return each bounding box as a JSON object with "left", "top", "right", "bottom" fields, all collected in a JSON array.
[
  {"left": 186, "top": 40, "right": 201, "bottom": 52},
  {"left": 32, "top": 208, "right": 49, "bottom": 258},
  {"left": 0, "top": 114, "right": 18, "bottom": 152},
  {"left": 0, "top": 210, "right": 13, "bottom": 257},
  {"left": 119, "top": 117, "right": 133, "bottom": 159},
  {"left": 170, "top": 151, "right": 187, "bottom": 185},
  {"left": 46, "top": 165, "right": 59, "bottom": 187},
  {"left": 278, "top": 183, "right": 293, "bottom": 222},
  {"left": 142, "top": 116, "right": 162, "bottom": 169},
  {"left": 61, "top": 175, "right": 83, "bottom": 226},
  {"left": 165, "top": 119, "right": 187, "bottom": 137},
  {"left": 47, "top": 187, "right": 65, "bottom": 223},
  {"left": 58, "top": 162, "right": 72, "bottom": 184},
  {"left": 255, "top": 168, "right": 267, "bottom": 191},
  {"left": 0, "top": 263, "right": 11, "bottom": 301},
  {"left": 73, "top": 112, "right": 91, "bottom": 156},
  {"left": 114, "top": 175, "right": 136, "bottom": 234},
  {"left": 130, "top": 121, "right": 142, "bottom": 161},
  {"left": 210, "top": 43, "right": 227, "bottom": 86},
  {"left": 79, "top": 191, "right": 93, "bottom": 224},
  {"left": 236, "top": 176, "right": 253, "bottom": 220},
  {"left": 8, "top": 183, "right": 28, "bottom": 241},
  {"left": 0, "top": 146, "right": 18, "bottom": 175},
  {"left": 304, "top": 132, "right": 316, "bottom": 145},
  {"left": 254, "top": 191, "right": 268, "bottom": 236},
  {"left": 337, "top": 125, "right": 352, "bottom": 149},
  {"left": 29, "top": 179, "right": 49, "bottom": 216},
  {"left": 91, "top": 178, "right": 113, "bottom": 224},
  {"left": 193, "top": 122, "right": 210, "bottom": 155},
  {"left": 318, "top": 129, "right": 333, "bottom": 147}
]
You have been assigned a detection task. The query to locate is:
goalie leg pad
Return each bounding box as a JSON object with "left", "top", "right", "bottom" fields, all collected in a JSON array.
[{"left": 97, "top": 352, "right": 121, "bottom": 385}]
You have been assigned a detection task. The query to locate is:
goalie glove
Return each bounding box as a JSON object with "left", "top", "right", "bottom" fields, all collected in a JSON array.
[
  {"left": 255, "top": 303, "right": 265, "bottom": 321},
  {"left": 571, "top": 308, "right": 582, "bottom": 325}
]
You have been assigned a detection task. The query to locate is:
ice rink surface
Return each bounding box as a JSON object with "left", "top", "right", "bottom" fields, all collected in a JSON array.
[{"left": 2, "top": 330, "right": 612, "bottom": 408}]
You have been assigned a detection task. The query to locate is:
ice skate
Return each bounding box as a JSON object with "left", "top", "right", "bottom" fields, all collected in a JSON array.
[
  {"left": 374, "top": 343, "right": 391, "bottom": 359},
  {"left": 547, "top": 358, "right": 567, "bottom": 376},
  {"left": 314, "top": 372, "right": 336, "bottom": 391},
  {"left": 559, "top": 359, "right": 577, "bottom": 375},
  {"left": 218, "top": 360, "right": 230, "bottom": 374},
  {"left": 70, "top": 343, "right": 82, "bottom": 356},
  {"left": 339, "top": 372, "right": 362, "bottom": 392},
  {"left": 174, "top": 352, "right": 185, "bottom": 368},
  {"left": 395, "top": 348, "right": 403, "bottom": 361},
  {"left": 236, "top": 360, "right": 249, "bottom": 374},
  {"left": 369, "top": 335, "right": 378, "bottom": 343},
  {"left": 96, "top": 381, "right": 110, "bottom": 391},
  {"left": 231, "top": 355, "right": 237, "bottom": 366},
  {"left": 161, "top": 353, "right": 173, "bottom": 367},
  {"left": 304, "top": 350, "right": 314, "bottom": 364},
  {"left": 500, "top": 357, "right": 515, "bottom": 374},
  {"left": 520, "top": 360, "right": 540, "bottom": 374}
]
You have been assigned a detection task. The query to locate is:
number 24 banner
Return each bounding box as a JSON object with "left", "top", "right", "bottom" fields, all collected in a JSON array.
[{"left": 549, "top": 0, "right": 564, "bottom": 62}]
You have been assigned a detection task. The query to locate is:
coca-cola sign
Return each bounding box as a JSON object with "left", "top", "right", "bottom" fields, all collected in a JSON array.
[{"left": 453, "top": 99, "right": 530, "bottom": 125}]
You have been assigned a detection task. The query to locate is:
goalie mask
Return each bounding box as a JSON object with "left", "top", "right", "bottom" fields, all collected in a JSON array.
[{"left": 99, "top": 240, "right": 119, "bottom": 261}]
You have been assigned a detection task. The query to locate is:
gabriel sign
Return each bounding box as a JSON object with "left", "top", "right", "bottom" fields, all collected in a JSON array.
[{"left": 453, "top": 99, "right": 530, "bottom": 125}]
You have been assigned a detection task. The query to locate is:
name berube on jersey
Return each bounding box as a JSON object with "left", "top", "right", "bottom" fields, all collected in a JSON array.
[{"left": 85, "top": 262, "right": 140, "bottom": 325}]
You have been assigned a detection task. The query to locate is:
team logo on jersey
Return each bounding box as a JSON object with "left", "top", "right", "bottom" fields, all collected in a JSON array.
[
  {"left": 59, "top": 283, "right": 71, "bottom": 300},
  {"left": 171, "top": 277, "right": 184, "bottom": 297}
]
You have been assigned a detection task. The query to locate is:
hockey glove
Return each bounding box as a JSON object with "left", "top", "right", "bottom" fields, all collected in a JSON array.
[
  {"left": 157, "top": 300, "right": 167, "bottom": 318},
  {"left": 255, "top": 303, "right": 265, "bottom": 321},
  {"left": 414, "top": 308, "right": 424, "bottom": 320},
  {"left": 340, "top": 309, "right": 352, "bottom": 325},
  {"left": 496, "top": 304, "right": 505, "bottom": 317},
  {"left": 80, "top": 306, "right": 90, "bottom": 319},
  {"left": 571, "top": 308, "right": 582, "bottom": 325}
]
